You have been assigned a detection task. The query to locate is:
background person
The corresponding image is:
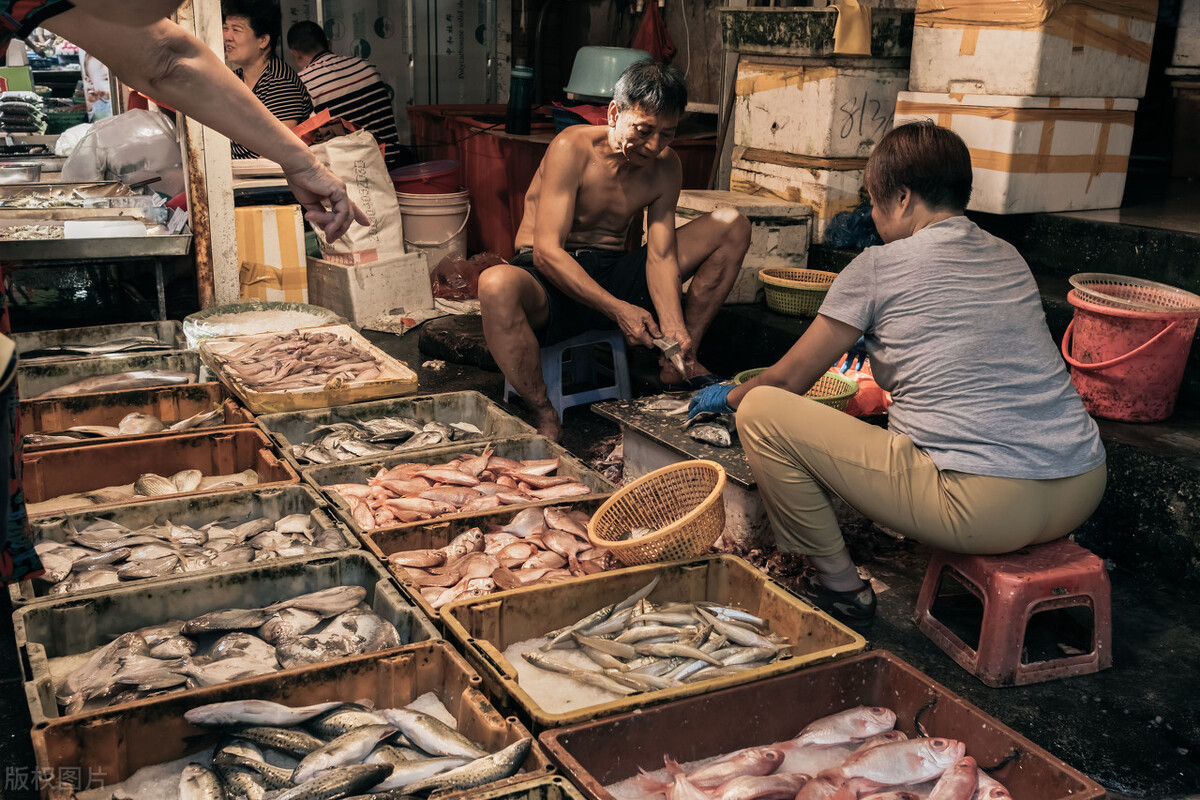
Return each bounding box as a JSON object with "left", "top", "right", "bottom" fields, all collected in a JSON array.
[
  {"left": 690, "top": 121, "right": 1106, "bottom": 622},
  {"left": 286, "top": 21, "right": 411, "bottom": 170},
  {"left": 222, "top": 0, "right": 314, "bottom": 159}
]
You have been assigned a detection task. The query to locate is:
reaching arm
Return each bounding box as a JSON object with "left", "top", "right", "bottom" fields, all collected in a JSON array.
[
  {"left": 726, "top": 314, "right": 863, "bottom": 409},
  {"left": 45, "top": 5, "right": 368, "bottom": 240},
  {"left": 532, "top": 136, "right": 661, "bottom": 347},
  {"left": 643, "top": 152, "right": 690, "bottom": 358}
]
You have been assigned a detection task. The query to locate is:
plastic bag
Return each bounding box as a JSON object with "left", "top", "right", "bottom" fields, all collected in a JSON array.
[
  {"left": 53, "top": 123, "right": 92, "bottom": 158},
  {"left": 430, "top": 252, "right": 504, "bottom": 300},
  {"left": 825, "top": 201, "right": 883, "bottom": 251},
  {"left": 61, "top": 109, "right": 184, "bottom": 195}
]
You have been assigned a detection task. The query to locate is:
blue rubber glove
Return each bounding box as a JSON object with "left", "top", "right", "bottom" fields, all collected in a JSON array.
[
  {"left": 688, "top": 382, "right": 734, "bottom": 418},
  {"left": 839, "top": 336, "right": 868, "bottom": 373}
]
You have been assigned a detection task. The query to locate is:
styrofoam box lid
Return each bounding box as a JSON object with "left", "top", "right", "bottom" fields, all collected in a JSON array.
[
  {"left": 677, "top": 190, "right": 814, "bottom": 218},
  {"left": 898, "top": 91, "right": 1138, "bottom": 111}
]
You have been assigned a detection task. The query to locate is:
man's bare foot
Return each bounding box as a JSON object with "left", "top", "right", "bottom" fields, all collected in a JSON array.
[
  {"left": 534, "top": 408, "right": 564, "bottom": 442},
  {"left": 659, "top": 358, "right": 713, "bottom": 387}
]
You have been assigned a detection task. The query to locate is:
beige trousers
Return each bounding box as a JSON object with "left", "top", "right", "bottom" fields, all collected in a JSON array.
[{"left": 736, "top": 386, "right": 1107, "bottom": 557}]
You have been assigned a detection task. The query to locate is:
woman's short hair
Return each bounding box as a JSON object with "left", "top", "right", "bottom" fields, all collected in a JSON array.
[
  {"left": 864, "top": 121, "right": 973, "bottom": 211},
  {"left": 613, "top": 61, "right": 687, "bottom": 119},
  {"left": 222, "top": 0, "right": 283, "bottom": 54}
]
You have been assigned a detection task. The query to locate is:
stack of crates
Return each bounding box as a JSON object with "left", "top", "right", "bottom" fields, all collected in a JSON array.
[{"left": 896, "top": 0, "right": 1157, "bottom": 213}]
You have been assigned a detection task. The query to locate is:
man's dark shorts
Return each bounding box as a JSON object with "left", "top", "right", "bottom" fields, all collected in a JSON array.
[{"left": 509, "top": 247, "right": 655, "bottom": 346}]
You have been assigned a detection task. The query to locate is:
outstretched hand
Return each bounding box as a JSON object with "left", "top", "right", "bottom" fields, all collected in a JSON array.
[
  {"left": 285, "top": 161, "right": 370, "bottom": 242},
  {"left": 688, "top": 382, "right": 734, "bottom": 418}
]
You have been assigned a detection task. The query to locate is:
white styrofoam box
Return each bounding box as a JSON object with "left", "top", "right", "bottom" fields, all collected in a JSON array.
[
  {"left": 894, "top": 92, "right": 1137, "bottom": 215},
  {"left": 673, "top": 190, "right": 812, "bottom": 303},
  {"left": 1175, "top": 0, "right": 1200, "bottom": 67},
  {"left": 734, "top": 58, "right": 910, "bottom": 158},
  {"left": 729, "top": 147, "right": 866, "bottom": 244},
  {"left": 910, "top": 0, "right": 1155, "bottom": 98},
  {"left": 307, "top": 251, "right": 433, "bottom": 326}
]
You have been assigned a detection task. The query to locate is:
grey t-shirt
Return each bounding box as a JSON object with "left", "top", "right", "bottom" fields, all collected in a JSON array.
[{"left": 818, "top": 215, "right": 1105, "bottom": 479}]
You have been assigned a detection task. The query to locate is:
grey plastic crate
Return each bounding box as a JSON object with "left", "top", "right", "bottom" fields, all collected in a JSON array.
[
  {"left": 14, "top": 321, "right": 186, "bottom": 364},
  {"left": 17, "top": 351, "right": 204, "bottom": 400},
  {"left": 13, "top": 485, "right": 356, "bottom": 607},
  {"left": 256, "top": 390, "right": 536, "bottom": 470},
  {"left": 15, "top": 551, "right": 437, "bottom": 725},
  {"left": 302, "top": 435, "right": 615, "bottom": 538}
]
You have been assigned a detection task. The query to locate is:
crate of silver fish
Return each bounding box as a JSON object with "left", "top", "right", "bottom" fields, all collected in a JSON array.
[
  {"left": 21, "top": 427, "right": 300, "bottom": 518},
  {"left": 31, "top": 640, "right": 559, "bottom": 800},
  {"left": 16, "top": 350, "right": 204, "bottom": 401},
  {"left": 13, "top": 320, "right": 186, "bottom": 364},
  {"left": 438, "top": 555, "right": 867, "bottom": 732},
  {"left": 538, "top": 650, "right": 1106, "bottom": 800},
  {"left": 304, "top": 435, "right": 617, "bottom": 537},
  {"left": 20, "top": 383, "right": 255, "bottom": 452},
  {"left": 16, "top": 484, "right": 357, "bottom": 607},
  {"left": 256, "top": 390, "right": 537, "bottom": 470},
  {"left": 13, "top": 550, "right": 438, "bottom": 725},
  {"left": 198, "top": 324, "right": 420, "bottom": 414},
  {"left": 364, "top": 499, "right": 614, "bottom": 624}
]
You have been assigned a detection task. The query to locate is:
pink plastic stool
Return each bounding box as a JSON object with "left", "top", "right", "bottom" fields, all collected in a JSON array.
[{"left": 913, "top": 539, "right": 1112, "bottom": 687}]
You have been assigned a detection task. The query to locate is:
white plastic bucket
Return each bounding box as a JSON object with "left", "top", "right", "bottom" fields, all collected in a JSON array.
[{"left": 396, "top": 189, "right": 470, "bottom": 268}]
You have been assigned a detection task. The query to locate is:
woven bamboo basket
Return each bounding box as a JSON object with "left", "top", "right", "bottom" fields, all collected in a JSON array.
[
  {"left": 731, "top": 370, "right": 859, "bottom": 412},
  {"left": 587, "top": 460, "right": 726, "bottom": 566},
  {"left": 759, "top": 268, "right": 838, "bottom": 317}
]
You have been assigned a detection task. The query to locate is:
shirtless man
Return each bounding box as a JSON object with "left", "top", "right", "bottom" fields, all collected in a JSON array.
[{"left": 478, "top": 62, "right": 751, "bottom": 441}]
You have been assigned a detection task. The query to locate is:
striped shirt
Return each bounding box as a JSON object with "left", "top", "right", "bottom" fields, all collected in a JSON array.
[
  {"left": 232, "top": 56, "right": 313, "bottom": 159},
  {"left": 298, "top": 51, "right": 403, "bottom": 169},
  {"left": 0, "top": 0, "right": 72, "bottom": 50}
]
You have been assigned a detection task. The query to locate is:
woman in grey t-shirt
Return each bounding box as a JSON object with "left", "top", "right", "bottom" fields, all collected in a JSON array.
[{"left": 688, "top": 122, "right": 1106, "bottom": 622}]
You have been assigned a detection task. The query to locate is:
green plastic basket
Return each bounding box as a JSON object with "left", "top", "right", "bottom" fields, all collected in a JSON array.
[
  {"left": 759, "top": 268, "right": 838, "bottom": 317},
  {"left": 732, "top": 369, "right": 859, "bottom": 412}
]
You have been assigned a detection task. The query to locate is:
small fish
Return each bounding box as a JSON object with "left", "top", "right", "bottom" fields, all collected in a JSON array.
[
  {"left": 135, "top": 473, "right": 178, "bottom": 496},
  {"left": 928, "top": 756, "right": 978, "bottom": 800},
  {"left": 291, "top": 724, "right": 400, "bottom": 785},
  {"left": 118, "top": 412, "right": 167, "bottom": 435},
  {"left": 715, "top": 772, "right": 812, "bottom": 800},
  {"left": 268, "top": 586, "right": 368, "bottom": 617},
  {"left": 171, "top": 470, "right": 204, "bottom": 492},
  {"left": 169, "top": 406, "right": 226, "bottom": 431},
  {"left": 686, "top": 422, "right": 733, "bottom": 447},
  {"left": 836, "top": 738, "right": 967, "bottom": 786},
  {"left": 399, "top": 737, "right": 531, "bottom": 795},
  {"left": 182, "top": 607, "right": 273, "bottom": 635},
  {"left": 270, "top": 764, "right": 394, "bottom": 800},
  {"left": 36, "top": 370, "right": 195, "bottom": 399},
  {"left": 370, "top": 755, "right": 473, "bottom": 791},
  {"left": 232, "top": 726, "right": 328, "bottom": 758},
  {"left": 307, "top": 704, "right": 389, "bottom": 739},
  {"left": 378, "top": 708, "right": 489, "bottom": 760},
  {"left": 258, "top": 607, "right": 324, "bottom": 644},
  {"left": 179, "top": 763, "right": 225, "bottom": 800},
  {"left": 793, "top": 706, "right": 899, "bottom": 748}
]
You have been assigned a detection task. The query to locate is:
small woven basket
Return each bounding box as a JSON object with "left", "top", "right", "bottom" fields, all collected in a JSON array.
[
  {"left": 731, "top": 369, "right": 859, "bottom": 412},
  {"left": 587, "top": 460, "right": 726, "bottom": 567},
  {"left": 1068, "top": 273, "right": 1200, "bottom": 316},
  {"left": 759, "top": 268, "right": 838, "bottom": 317}
]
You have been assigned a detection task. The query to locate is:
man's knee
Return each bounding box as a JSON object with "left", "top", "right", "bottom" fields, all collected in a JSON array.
[
  {"left": 712, "top": 208, "right": 752, "bottom": 255},
  {"left": 478, "top": 265, "right": 532, "bottom": 320}
]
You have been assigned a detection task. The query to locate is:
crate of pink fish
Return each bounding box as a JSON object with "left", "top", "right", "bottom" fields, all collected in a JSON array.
[
  {"left": 305, "top": 436, "right": 616, "bottom": 537},
  {"left": 363, "top": 499, "right": 616, "bottom": 622},
  {"left": 539, "top": 650, "right": 1106, "bottom": 800},
  {"left": 198, "top": 324, "right": 419, "bottom": 415},
  {"left": 440, "top": 555, "right": 866, "bottom": 732}
]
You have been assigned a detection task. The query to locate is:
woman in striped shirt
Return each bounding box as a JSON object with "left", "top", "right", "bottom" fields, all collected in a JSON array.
[{"left": 222, "top": 0, "right": 313, "bottom": 159}]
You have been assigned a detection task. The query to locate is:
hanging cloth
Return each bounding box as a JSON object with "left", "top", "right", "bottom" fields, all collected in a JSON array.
[{"left": 632, "top": 0, "right": 676, "bottom": 63}]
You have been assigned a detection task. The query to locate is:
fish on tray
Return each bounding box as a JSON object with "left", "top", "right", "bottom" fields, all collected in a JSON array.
[
  {"left": 33, "top": 512, "right": 347, "bottom": 597},
  {"left": 388, "top": 505, "right": 620, "bottom": 609},
  {"left": 23, "top": 406, "right": 226, "bottom": 446},
  {"left": 53, "top": 586, "right": 404, "bottom": 715},
  {"left": 207, "top": 329, "right": 391, "bottom": 392},
  {"left": 130, "top": 696, "right": 530, "bottom": 799},
  {"left": 35, "top": 370, "right": 197, "bottom": 399},
  {"left": 615, "top": 705, "right": 1010, "bottom": 800},
  {"left": 684, "top": 412, "right": 736, "bottom": 448},
  {"left": 22, "top": 335, "right": 175, "bottom": 359},
  {"left": 26, "top": 468, "right": 260, "bottom": 516},
  {"left": 327, "top": 446, "right": 593, "bottom": 530},
  {"left": 290, "top": 417, "right": 485, "bottom": 464}
]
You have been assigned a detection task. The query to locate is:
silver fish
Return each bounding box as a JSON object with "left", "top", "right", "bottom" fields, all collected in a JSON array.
[
  {"left": 182, "top": 657, "right": 274, "bottom": 687},
  {"left": 275, "top": 514, "right": 316, "bottom": 535},
  {"left": 371, "top": 755, "right": 472, "bottom": 791},
  {"left": 169, "top": 407, "right": 225, "bottom": 431},
  {"left": 399, "top": 737, "right": 531, "bottom": 795},
  {"left": 307, "top": 704, "right": 390, "bottom": 739},
  {"left": 135, "top": 473, "right": 178, "bottom": 496},
  {"left": 182, "top": 607, "right": 273, "bottom": 635},
  {"left": 118, "top": 412, "right": 167, "bottom": 435},
  {"left": 71, "top": 547, "right": 130, "bottom": 571},
  {"left": 274, "top": 632, "right": 360, "bottom": 669},
  {"left": 269, "top": 764, "right": 393, "bottom": 800},
  {"left": 686, "top": 422, "right": 733, "bottom": 447},
  {"left": 186, "top": 699, "right": 344, "bottom": 727},
  {"left": 171, "top": 470, "right": 204, "bottom": 492},
  {"left": 212, "top": 765, "right": 268, "bottom": 800},
  {"left": 206, "top": 632, "right": 277, "bottom": 663},
  {"left": 292, "top": 724, "right": 400, "bottom": 784},
  {"left": 36, "top": 370, "right": 195, "bottom": 399},
  {"left": 267, "top": 586, "right": 368, "bottom": 617},
  {"left": 233, "top": 726, "right": 327, "bottom": 758},
  {"left": 563, "top": 669, "right": 638, "bottom": 696},
  {"left": 393, "top": 430, "right": 444, "bottom": 451},
  {"left": 150, "top": 635, "right": 198, "bottom": 659},
  {"left": 180, "top": 763, "right": 225, "bottom": 800},
  {"left": 259, "top": 607, "right": 325, "bottom": 644},
  {"left": 215, "top": 756, "right": 294, "bottom": 789},
  {"left": 378, "top": 708, "right": 489, "bottom": 760}
]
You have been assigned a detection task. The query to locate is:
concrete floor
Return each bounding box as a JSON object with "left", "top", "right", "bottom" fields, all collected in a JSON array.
[{"left": 0, "top": 322, "right": 1197, "bottom": 799}]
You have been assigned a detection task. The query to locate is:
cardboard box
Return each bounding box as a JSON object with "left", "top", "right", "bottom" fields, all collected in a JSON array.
[{"left": 236, "top": 204, "right": 308, "bottom": 303}]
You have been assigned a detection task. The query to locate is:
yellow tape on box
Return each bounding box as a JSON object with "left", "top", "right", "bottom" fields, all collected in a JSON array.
[{"left": 236, "top": 205, "right": 308, "bottom": 304}]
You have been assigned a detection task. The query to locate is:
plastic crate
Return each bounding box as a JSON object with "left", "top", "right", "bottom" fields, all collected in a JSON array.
[
  {"left": 256, "top": 390, "right": 536, "bottom": 470},
  {"left": 13, "top": 321, "right": 185, "bottom": 364},
  {"left": 538, "top": 650, "right": 1106, "bottom": 800},
  {"left": 440, "top": 555, "right": 866, "bottom": 731},
  {"left": 13, "top": 484, "right": 353, "bottom": 606},
  {"left": 15, "top": 551, "right": 437, "bottom": 725},
  {"left": 16, "top": 351, "right": 204, "bottom": 401}
]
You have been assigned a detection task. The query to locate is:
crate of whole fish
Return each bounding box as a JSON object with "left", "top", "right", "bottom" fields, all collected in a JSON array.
[
  {"left": 18, "top": 484, "right": 356, "bottom": 606},
  {"left": 198, "top": 323, "right": 420, "bottom": 414},
  {"left": 257, "top": 390, "right": 537, "bottom": 469},
  {"left": 13, "top": 320, "right": 185, "bottom": 364},
  {"left": 22, "top": 427, "right": 299, "bottom": 517},
  {"left": 537, "top": 650, "right": 1106, "bottom": 800},
  {"left": 15, "top": 550, "right": 438, "bottom": 725},
  {"left": 20, "top": 382, "right": 254, "bottom": 452},
  {"left": 439, "top": 555, "right": 866, "bottom": 731},
  {"left": 305, "top": 436, "right": 616, "bottom": 537},
  {"left": 365, "top": 499, "right": 616, "bottom": 623},
  {"left": 31, "top": 641, "right": 557, "bottom": 800},
  {"left": 16, "top": 350, "right": 203, "bottom": 401}
]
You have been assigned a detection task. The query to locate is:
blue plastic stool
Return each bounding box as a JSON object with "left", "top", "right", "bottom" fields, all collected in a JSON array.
[{"left": 504, "top": 329, "right": 632, "bottom": 418}]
